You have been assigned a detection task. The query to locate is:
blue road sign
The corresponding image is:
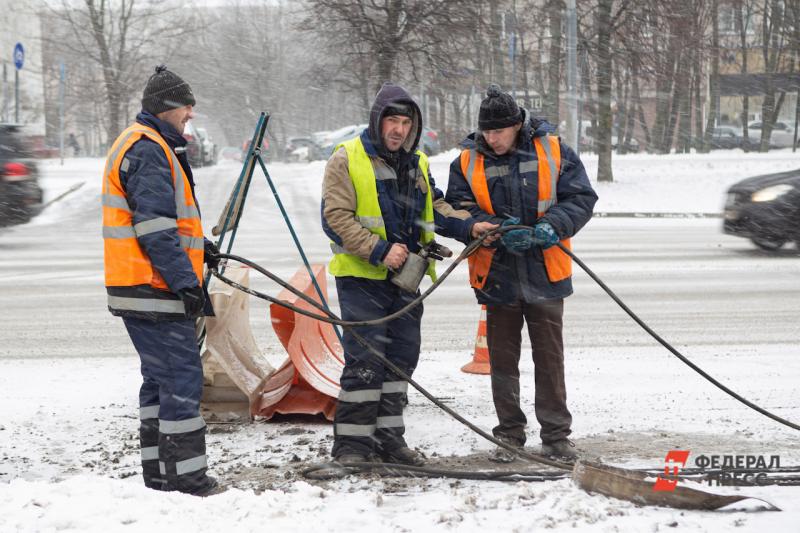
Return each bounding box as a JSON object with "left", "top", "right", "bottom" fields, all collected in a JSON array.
[{"left": 13, "top": 43, "right": 24, "bottom": 70}]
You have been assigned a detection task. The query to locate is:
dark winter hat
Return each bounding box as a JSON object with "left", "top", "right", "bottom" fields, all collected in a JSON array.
[
  {"left": 478, "top": 84, "right": 522, "bottom": 130},
  {"left": 141, "top": 65, "right": 196, "bottom": 115},
  {"left": 383, "top": 102, "right": 413, "bottom": 119}
]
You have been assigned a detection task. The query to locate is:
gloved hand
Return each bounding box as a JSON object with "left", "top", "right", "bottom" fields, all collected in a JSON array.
[
  {"left": 533, "top": 221, "right": 560, "bottom": 249},
  {"left": 177, "top": 286, "right": 205, "bottom": 318},
  {"left": 204, "top": 240, "right": 221, "bottom": 271},
  {"left": 500, "top": 217, "right": 533, "bottom": 254}
]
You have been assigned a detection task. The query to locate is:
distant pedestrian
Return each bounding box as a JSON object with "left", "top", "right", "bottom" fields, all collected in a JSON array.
[
  {"left": 67, "top": 133, "right": 80, "bottom": 157},
  {"left": 101, "top": 65, "right": 221, "bottom": 495}
]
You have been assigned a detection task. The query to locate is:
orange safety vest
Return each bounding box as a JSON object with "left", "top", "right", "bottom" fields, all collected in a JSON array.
[
  {"left": 460, "top": 135, "right": 572, "bottom": 289},
  {"left": 102, "top": 123, "right": 204, "bottom": 315}
]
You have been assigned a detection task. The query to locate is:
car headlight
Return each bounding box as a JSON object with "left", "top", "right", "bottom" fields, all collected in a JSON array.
[{"left": 751, "top": 184, "right": 794, "bottom": 202}]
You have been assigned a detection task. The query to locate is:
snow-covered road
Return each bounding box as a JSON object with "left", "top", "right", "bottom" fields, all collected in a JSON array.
[{"left": 1, "top": 152, "right": 799, "bottom": 531}]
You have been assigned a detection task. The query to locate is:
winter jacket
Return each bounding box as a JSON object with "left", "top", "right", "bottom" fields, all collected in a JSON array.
[
  {"left": 106, "top": 110, "right": 213, "bottom": 320},
  {"left": 322, "top": 83, "right": 475, "bottom": 270},
  {"left": 445, "top": 111, "right": 598, "bottom": 304}
]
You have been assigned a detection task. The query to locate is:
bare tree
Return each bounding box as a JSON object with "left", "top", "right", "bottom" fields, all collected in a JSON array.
[
  {"left": 300, "top": 0, "right": 477, "bottom": 94},
  {"left": 47, "top": 0, "right": 197, "bottom": 141}
]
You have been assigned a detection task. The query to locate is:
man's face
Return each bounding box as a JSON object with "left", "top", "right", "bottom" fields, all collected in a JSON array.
[
  {"left": 482, "top": 123, "right": 522, "bottom": 155},
  {"left": 156, "top": 105, "right": 194, "bottom": 135},
  {"left": 381, "top": 114, "right": 413, "bottom": 152}
]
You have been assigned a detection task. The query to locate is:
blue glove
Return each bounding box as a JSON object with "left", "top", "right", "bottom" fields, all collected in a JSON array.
[
  {"left": 500, "top": 217, "right": 533, "bottom": 254},
  {"left": 533, "top": 222, "right": 559, "bottom": 249}
]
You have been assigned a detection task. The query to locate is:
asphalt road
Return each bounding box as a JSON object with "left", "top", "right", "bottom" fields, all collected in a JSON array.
[{"left": 1, "top": 161, "right": 798, "bottom": 362}]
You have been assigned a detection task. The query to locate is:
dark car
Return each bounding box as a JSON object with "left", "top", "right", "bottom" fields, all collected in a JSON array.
[
  {"left": 723, "top": 169, "right": 800, "bottom": 250},
  {"left": 709, "top": 126, "right": 743, "bottom": 150},
  {"left": 0, "top": 124, "right": 43, "bottom": 227},
  {"left": 182, "top": 120, "right": 204, "bottom": 167}
]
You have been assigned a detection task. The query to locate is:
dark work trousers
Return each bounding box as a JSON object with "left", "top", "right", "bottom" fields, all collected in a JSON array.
[
  {"left": 123, "top": 317, "right": 210, "bottom": 493},
  {"left": 485, "top": 299, "right": 572, "bottom": 446},
  {"left": 332, "top": 276, "right": 423, "bottom": 458}
]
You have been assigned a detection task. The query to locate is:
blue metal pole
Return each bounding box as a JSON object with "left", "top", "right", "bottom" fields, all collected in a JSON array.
[{"left": 256, "top": 155, "right": 343, "bottom": 342}]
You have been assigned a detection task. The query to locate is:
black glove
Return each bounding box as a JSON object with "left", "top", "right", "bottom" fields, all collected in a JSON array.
[
  {"left": 177, "top": 286, "right": 205, "bottom": 318},
  {"left": 204, "top": 240, "right": 221, "bottom": 271}
]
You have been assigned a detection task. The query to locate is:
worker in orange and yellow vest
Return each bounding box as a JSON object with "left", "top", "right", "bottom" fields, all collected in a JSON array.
[
  {"left": 445, "top": 85, "right": 598, "bottom": 463},
  {"left": 101, "top": 65, "right": 221, "bottom": 495}
]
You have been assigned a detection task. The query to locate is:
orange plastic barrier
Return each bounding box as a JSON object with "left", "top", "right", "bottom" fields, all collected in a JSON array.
[
  {"left": 461, "top": 305, "right": 491, "bottom": 375},
  {"left": 256, "top": 264, "right": 343, "bottom": 420}
]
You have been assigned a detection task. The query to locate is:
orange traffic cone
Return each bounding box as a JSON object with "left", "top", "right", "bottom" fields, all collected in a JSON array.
[{"left": 461, "top": 305, "right": 491, "bottom": 374}]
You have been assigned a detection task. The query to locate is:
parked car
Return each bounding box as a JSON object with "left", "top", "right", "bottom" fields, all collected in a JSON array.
[
  {"left": 0, "top": 124, "right": 43, "bottom": 227},
  {"left": 182, "top": 120, "right": 205, "bottom": 167},
  {"left": 743, "top": 121, "right": 797, "bottom": 150},
  {"left": 723, "top": 168, "right": 800, "bottom": 250},
  {"left": 318, "top": 124, "right": 368, "bottom": 156},
  {"left": 571, "top": 120, "right": 640, "bottom": 153},
  {"left": 709, "top": 126, "right": 744, "bottom": 150},
  {"left": 284, "top": 136, "right": 324, "bottom": 162},
  {"left": 420, "top": 127, "right": 441, "bottom": 156},
  {"left": 195, "top": 127, "right": 217, "bottom": 166}
]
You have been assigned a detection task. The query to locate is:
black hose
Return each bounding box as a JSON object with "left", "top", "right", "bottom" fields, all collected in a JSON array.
[
  {"left": 209, "top": 224, "right": 798, "bottom": 478},
  {"left": 301, "top": 460, "right": 570, "bottom": 482},
  {"left": 556, "top": 242, "right": 800, "bottom": 431},
  {"left": 211, "top": 229, "right": 572, "bottom": 471}
]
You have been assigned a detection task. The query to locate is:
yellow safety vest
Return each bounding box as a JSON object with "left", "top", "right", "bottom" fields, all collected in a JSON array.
[{"left": 329, "top": 136, "right": 436, "bottom": 281}]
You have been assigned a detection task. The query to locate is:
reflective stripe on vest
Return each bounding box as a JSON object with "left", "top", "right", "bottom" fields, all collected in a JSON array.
[
  {"left": 329, "top": 136, "right": 436, "bottom": 281},
  {"left": 102, "top": 123, "right": 204, "bottom": 313},
  {"left": 460, "top": 135, "right": 572, "bottom": 288}
]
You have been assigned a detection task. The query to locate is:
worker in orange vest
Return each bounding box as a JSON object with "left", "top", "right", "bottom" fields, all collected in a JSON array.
[
  {"left": 445, "top": 85, "right": 598, "bottom": 462},
  {"left": 102, "top": 65, "right": 221, "bottom": 495}
]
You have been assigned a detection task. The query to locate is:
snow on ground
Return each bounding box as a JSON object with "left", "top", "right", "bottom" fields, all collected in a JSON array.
[{"left": 1, "top": 148, "right": 799, "bottom": 531}]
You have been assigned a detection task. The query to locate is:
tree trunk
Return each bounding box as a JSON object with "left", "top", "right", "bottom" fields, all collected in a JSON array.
[
  {"left": 595, "top": 0, "right": 614, "bottom": 182},
  {"left": 703, "top": 0, "right": 720, "bottom": 152},
  {"left": 544, "top": 0, "right": 563, "bottom": 123},
  {"left": 489, "top": 0, "right": 506, "bottom": 86}
]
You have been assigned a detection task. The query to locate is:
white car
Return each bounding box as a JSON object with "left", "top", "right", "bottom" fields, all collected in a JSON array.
[
  {"left": 195, "top": 127, "right": 217, "bottom": 166},
  {"left": 744, "top": 121, "right": 797, "bottom": 149}
]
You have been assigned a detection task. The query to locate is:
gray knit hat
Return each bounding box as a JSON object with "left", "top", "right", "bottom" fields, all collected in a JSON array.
[
  {"left": 478, "top": 84, "right": 522, "bottom": 130},
  {"left": 141, "top": 65, "right": 196, "bottom": 115}
]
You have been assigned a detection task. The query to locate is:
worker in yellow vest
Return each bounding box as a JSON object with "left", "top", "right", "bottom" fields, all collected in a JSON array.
[
  {"left": 102, "top": 65, "right": 221, "bottom": 495},
  {"left": 445, "top": 85, "right": 598, "bottom": 463},
  {"left": 321, "top": 82, "right": 497, "bottom": 466}
]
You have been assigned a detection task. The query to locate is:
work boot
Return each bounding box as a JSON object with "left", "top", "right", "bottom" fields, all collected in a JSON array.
[
  {"left": 541, "top": 439, "right": 578, "bottom": 461},
  {"left": 381, "top": 447, "right": 426, "bottom": 466},
  {"left": 334, "top": 453, "right": 370, "bottom": 465},
  {"left": 488, "top": 437, "right": 523, "bottom": 463},
  {"left": 190, "top": 474, "right": 225, "bottom": 497}
]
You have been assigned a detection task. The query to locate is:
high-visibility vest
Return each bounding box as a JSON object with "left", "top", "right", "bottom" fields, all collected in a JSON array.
[
  {"left": 102, "top": 123, "right": 204, "bottom": 315},
  {"left": 460, "top": 135, "right": 572, "bottom": 289},
  {"left": 329, "top": 136, "right": 436, "bottom": 281}
]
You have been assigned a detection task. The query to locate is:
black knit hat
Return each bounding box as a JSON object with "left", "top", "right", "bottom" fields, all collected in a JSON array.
[
  {"left": 383, "top": 102, "right": 413, "bottom": 119},
  {"left": 141, "top": 65, "right": 196, "bottom": 115},
  {"left": 478, "top": 84, "right": 522, "bottom": 130}
]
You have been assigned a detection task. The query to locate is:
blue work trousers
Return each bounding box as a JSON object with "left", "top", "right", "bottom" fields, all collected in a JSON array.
[{"left": 331, "top": 276, "right": 423, "bottom": 458}]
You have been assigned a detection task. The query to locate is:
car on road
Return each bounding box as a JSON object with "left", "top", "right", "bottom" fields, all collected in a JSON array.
[
  {"left": 0, "top": 124, "right": 43, "bottom": 227},
  {"left": 723, "top": 168, "right": 800, "bottom": 250},
  {"left": 318, "top": 124, "right": 368, "bottom": 157},
  {"left": 743, "top": 121, "right": 797, "bottom": 150},
  {"left": 284, "top": 136, "right": 324, "bottom": 162},
  {"left": 420, "top": 126, "right": 440, "bottom": 156},
  {"left": 195, "top": 127, "right": 217, "bottom": 166},
  {"left": 182, "top": 120, "right": 205, "bottom": 167},
  {"left": 708, "top": 126, "right": 744, "bottom": 150}
]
